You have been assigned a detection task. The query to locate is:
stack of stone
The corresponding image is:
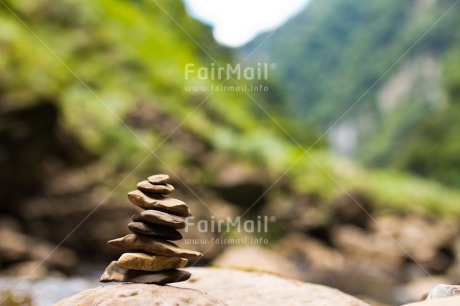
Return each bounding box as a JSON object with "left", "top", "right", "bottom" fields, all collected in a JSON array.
[{"left": 100, "top": 174, "right": 202, "bottom": 285}]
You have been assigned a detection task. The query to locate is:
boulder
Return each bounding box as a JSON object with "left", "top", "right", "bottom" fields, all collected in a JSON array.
[
  {"left": 176, "top": 267, "right": 370, "bottom": 306},
  {"left": 56, "top": 267, "right": 370, "bottom": 306},
  {"left": 54, "top": 283, "right": 226, "bottom": 306}
]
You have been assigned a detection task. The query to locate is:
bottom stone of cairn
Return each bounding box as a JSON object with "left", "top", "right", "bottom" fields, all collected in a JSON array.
[{"left": 100, "top": 261, "right": 191, "bottom": 284}]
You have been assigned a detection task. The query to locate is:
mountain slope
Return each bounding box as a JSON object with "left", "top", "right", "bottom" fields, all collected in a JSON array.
[{"left": 240, "top": 0, "right": 460, "bottom": 173}]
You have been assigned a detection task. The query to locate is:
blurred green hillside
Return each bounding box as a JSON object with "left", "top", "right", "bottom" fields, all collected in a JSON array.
[
  {"left": 241, "top": 0, "right": 460, "bottom": 188},
  {"left": 2, "top": 0, "right": 460, "bottom": 226},
  {"left": 0, "top": 0, "right": 300, "bottom": 197}
]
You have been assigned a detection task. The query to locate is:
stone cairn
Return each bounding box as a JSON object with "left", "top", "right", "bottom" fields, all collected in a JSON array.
[{"left": 100, "top": 174, "right": 202, "bottom": 284}]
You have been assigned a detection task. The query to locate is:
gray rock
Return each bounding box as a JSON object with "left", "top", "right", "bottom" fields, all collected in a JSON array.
[
  {"left": 107, "top": 234, "right": 202, "bottom": 260},
  {"left": 426, "top": 284, "right": 460, "bottom": 300},
  {"left": 132, "top": 210, "right": 185, "bottom": 229},
  {"left": 137, "top": 180, "right": 174, "bottom": 195},
  {"left": 128, "top": 222, "right": 182, "bottom": 241},
  {"left": 100, "top": 261, "right": 190, "bottom": 284},
  {"left": 127, "top": 190, "right": 191, "bottom": 217},
  {"left": 55, "top": 283, "right": 227, "bottom": 306},
  {"left": 147, "top": 174, "right": 170, "bottom": 184}
]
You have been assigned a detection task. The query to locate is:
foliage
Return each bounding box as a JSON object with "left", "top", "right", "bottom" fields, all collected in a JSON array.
[
  {"left": 389, "top": 32, "right": 460, "bottom": 188},
  {"left": 241, "top": 0, "right": 460, "bottom": 188},
  {"left": 1, "top": 0, "right": 460, "bottom": 221},
  {"left": 0, "top": 0, "right": 297, "bottom": 175}
]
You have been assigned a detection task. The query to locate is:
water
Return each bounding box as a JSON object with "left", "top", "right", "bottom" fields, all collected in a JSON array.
[{"left": 0, "top": 276, "right": 99, "bottom": 306}]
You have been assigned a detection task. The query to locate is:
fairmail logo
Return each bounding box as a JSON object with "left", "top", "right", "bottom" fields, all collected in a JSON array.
[
  {"left": 184, "top": 215, "right": 276, "bottom": 233},
  {"left": 184, "top": 63, "right": 276, "bottom": 81}
]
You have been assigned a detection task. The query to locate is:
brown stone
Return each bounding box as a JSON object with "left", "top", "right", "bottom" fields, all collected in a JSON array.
[
  {"left": 107, "top": 234, "right": 202, "bottom": 260},
  {"left": 147, "top": 174, "right": 170, "bottom": 185},
  {"left": 100, "top": 261, "right": 190, "bottom": 284},
  {"left": 128, "top": 222, "right": 182, "bottom": 241},
  {"left": 118, "top": 253, "right": 187, "bottom": 271},
  {"left": 55, "top": 283, "right": 228, "bottom": 306},
  {"left": 132, "top": 210, "right": 185, "bottom": 229},
  {"left": 137, "top": 180, "right": 174, "bottom": 195},
  {"left": 127, "top": 190, "right": 191, "bottom": 217}
]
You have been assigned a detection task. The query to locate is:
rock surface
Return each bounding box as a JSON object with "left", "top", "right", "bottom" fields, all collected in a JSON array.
[
  {"left": 54, "top": 283, "right": 226, "bottom": 306},
  {"left": 58, "top": 268, "right": 370, "bottom": 306},
  {"left": 176, "top": 267, "right": 370, "bottom": 306},
  {"left": 118, "top": 253, "right": 187, "bottom": 271}
]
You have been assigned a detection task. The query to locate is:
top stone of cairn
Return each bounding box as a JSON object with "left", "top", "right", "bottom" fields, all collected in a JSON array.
[{"left": 148, "top": 174, "right": 170, "bottom": 185}]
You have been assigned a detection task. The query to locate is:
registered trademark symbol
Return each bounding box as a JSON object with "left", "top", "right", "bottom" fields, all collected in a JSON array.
[
  {"left": 271, "top": 63, "right": 277, "bottom": 69},
  {"left": 270, "top": 216, "right": 276, "bottom": 222}
]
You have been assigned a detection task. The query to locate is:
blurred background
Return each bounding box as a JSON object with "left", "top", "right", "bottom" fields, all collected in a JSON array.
[{"left": 1, "top": 0, "right": 460, "bottom": 305}]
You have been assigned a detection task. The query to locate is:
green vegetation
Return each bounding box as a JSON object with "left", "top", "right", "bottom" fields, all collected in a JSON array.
[
  {"left": 380, "top": 21, "right": 460, "bottom": 188},
  {"left": 0, "top": 0, "right": 295, "bottom": 181},
  {"left": 241, "top": 0, "right": 460, "bottom": 189},
  {"left": 1, "top": 0, "right": 460, "bottom": 222}
]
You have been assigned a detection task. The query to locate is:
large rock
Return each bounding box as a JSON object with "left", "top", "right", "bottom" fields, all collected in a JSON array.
[
  {"left": 57, "top": 267, "right": 370, "bottom": 305},
  {"left": 54, "top": 283, "right": 227, "bottom": 306},
  {"left": 176, "top": 268, "right": 370, "bottom": 306}
]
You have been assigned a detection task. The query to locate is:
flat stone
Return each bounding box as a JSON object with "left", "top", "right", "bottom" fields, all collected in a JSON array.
[
  {"left": 132, "top": 210, "right": 185, "bottom": 229},
  {"left": 128, "top": 222, "right": 182, "bottom": 241},
  {"left": 137, "top": 180, "right": 174, "bottom": 195},
  {"left": 118, "top": 253, "right": 187, "bottom": 271},
  {"left": 100, "top": 261, "right": 191, "bottom": 284},
  {"left": 147, "top": 174, "right": 170, "bottom": 184},
  {"left": 127, "top": 190, "right": 191, "bottom": 217},
  {"left": 107, "top": 234, "right": 203, "bottom": 260}
]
